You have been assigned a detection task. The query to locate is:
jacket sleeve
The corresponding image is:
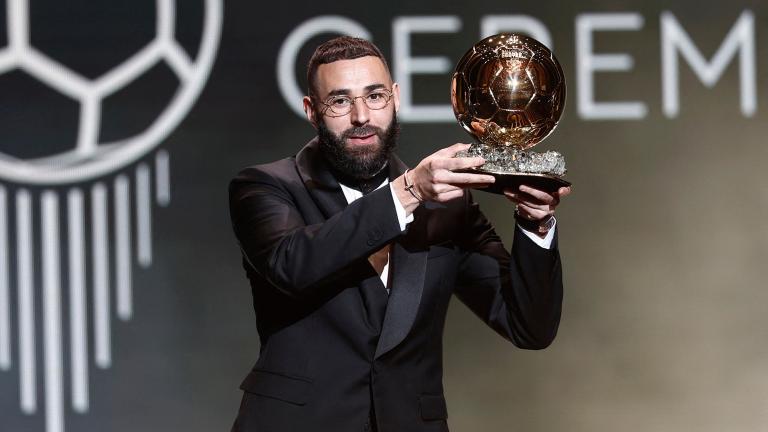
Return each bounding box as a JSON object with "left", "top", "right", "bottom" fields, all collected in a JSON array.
[
  {"left": 229, "top": 166, "right": 403, "bottom": 300},
  {"left": 453, "top": 191, "right": 563, "bottom": 349}
]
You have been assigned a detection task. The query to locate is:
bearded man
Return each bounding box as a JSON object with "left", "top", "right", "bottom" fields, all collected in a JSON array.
[{"left": 229, "top": 36, "right": 570, "bottom": 432}]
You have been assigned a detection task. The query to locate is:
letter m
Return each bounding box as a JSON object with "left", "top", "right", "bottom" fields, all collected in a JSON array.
[{"left": 662, "top": 11, "right": 755, "bottom": 117}]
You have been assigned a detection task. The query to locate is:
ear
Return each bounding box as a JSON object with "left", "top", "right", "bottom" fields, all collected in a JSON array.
[
  {"left": 303, "top": 96, "right": 319, "bottom": 129},
  {"left": 392, "top": 82, "right": 401, "bottom": 114}
]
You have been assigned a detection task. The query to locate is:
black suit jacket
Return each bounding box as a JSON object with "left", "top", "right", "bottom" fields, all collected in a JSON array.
[{"left": 229, "top": 139, "right": 563, "bottom": 432}]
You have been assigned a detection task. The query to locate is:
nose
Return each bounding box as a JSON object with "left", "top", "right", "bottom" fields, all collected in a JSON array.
[{"left": 349, "top": 97, "right": 370, "bottom": 126}]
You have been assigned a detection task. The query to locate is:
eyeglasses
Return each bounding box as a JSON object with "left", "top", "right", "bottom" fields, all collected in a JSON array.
[{"left": 318, "top": 88, "right": 394, "bottom": 117}]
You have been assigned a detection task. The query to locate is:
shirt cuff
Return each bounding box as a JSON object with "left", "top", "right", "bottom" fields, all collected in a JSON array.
[
  {"left": 389, "top": 182, "right": 414, "bottom": 232},
  {"left": 517, "top": 219, "right": 556, "bottom": 249}
]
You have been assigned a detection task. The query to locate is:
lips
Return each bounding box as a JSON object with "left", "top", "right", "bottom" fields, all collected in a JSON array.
[{"left": 346, "top": 134, "right": 377, "bottom": 145}]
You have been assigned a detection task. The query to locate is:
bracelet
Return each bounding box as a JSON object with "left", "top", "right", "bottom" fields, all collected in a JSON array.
[{"left": 403, "top": 169, "right": 423, "bottom": 203}]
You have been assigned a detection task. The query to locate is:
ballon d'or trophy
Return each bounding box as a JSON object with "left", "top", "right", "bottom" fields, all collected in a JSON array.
[{"left": 451, "top": 33, "right": 571, "bottom": 193}]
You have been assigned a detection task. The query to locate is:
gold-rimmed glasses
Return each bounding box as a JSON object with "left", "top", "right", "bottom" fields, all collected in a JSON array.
[{"left": 318, "top": 88, "right": 394, "bottom": 117}]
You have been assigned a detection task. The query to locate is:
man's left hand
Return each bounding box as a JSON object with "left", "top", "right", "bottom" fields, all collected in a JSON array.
[{"left": 504, "top": 185, "right": 571, "bottom": 222}]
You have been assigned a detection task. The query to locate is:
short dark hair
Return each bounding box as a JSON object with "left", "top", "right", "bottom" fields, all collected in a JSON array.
[{"left": 306, "top": 36, "right": 390, "bottom": 99}]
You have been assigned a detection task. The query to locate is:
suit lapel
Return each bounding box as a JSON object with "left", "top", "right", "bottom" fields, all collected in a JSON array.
[
  {"left": 373, "top": 201, "right": 436, "bottom": 359},
  {"left": 295, "top": 138, "right": 348, "bottom": 218},
  {"left": 374, "top": 240, "right": 428, "bottom": 359}
]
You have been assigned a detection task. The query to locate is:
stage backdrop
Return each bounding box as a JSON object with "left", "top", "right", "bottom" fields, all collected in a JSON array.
[{"left": 2, "top": 1, "right": 768, "bottom": 431}]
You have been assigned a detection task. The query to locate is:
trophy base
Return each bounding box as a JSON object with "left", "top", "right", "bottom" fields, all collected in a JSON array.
[{"left": 455, "top": 167, "right": 571, "bottom": 195}]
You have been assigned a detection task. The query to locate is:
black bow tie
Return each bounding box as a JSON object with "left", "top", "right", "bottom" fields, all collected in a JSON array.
[
  {"left": 359, "top": 168, "right": 390, "bottom": 194},
  {"left": 337, "top": 165, "right": 390, "bottom": 195}
]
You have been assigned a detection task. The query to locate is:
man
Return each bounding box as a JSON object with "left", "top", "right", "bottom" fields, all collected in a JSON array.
[{"left": 229, "top": 36, "right": 570, "bottom": 432}]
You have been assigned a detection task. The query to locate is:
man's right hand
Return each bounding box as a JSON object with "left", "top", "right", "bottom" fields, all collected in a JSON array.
[{"left": 394, "top": 143, "right": 495, "bottom": 214}]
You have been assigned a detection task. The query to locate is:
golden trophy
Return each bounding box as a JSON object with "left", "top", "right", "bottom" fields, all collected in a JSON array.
[{"left": 451, "top": 33, "right": 570, "bottom": 193}]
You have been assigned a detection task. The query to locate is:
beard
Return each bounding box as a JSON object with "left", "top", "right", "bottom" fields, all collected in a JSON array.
[{"left": 317, "top": 116, "right": 400, "bottom": 181}]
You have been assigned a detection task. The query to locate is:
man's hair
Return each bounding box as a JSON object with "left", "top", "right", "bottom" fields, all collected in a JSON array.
[{"left": 307, "top": 36, "right": 390, "bottom": 99}]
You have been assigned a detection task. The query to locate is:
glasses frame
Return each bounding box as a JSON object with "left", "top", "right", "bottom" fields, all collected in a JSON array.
[{"left": 316, "top": 88, "right": 394, "bottom": 118}]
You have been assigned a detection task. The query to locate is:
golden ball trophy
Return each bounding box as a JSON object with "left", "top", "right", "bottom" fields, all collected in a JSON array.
[{"left": 451, "top": 33, "right": 571, "bottom": 193}]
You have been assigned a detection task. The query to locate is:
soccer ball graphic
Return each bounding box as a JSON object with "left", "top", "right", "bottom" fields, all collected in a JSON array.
[
  {"left": 451, "top": 33, "right": 566, "bottom": 150},
  {"left": 0, "top": 0, "right": 222, "bottom": 185}
]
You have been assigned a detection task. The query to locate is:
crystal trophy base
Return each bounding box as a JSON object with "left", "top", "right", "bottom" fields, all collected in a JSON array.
[{"left": 455, "top": 143, "right": 571, "bottom": 194}]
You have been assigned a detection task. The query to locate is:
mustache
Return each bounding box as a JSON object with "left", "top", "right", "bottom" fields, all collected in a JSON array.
[{"left": 342, "top": 125, "right": 383, "bottom": 139}]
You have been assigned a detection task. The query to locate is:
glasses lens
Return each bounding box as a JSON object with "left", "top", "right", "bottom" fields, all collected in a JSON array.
[
  {"left": 365, "top": 91, "right": 390, "bottom": 110},
  {"left": 325, "top": 96, "right": 351, "bottom": 116}
]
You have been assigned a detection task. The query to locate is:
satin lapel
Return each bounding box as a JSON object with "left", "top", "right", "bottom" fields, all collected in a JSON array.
[
  {"left": 374, "top": 241, "right": 428, "bottom": 359},
  {"left": 295, "top": 138, "right": 347, "bottom": 218}
]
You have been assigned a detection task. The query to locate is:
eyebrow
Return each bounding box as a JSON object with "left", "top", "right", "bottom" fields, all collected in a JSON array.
[{"left": 325, "top": 83, "right": 387, "bottom": 98}]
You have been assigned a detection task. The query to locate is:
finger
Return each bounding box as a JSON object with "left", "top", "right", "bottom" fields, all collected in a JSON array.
[
  {"left": 516, "top": 200, "right": 549, "bottom": 213},
  {"left": 432, "top": 156, "right": 486, "bottom": 171},
  {"left": 436, "top": 171, "right": 495, "bottom": 185},
  {"left": 429, "top": 182, "right": 482, "bottom": 197},
  {"left": 557, "top": 186, "right": 572, "bottom": 198},
  {"left": 431, "top": 183, "right": 463, "bottom": 195},
  {"left": 518, "top": 185, "right": 556, "bottom": 204},
  {"left": 509, "top": 196, "right": 550, "bottom": 211},
  {"left": 435, "top": 189, "right": 465, "bottom": 202},
  {"left": 504, "top": 189, "right": 546, "bottom": 206},
  {"left": 516, "top": 203, "right": 553, "bottom": 220},
  {"left": 434, "top": 143, "right": 473, "bottom": 158},
  {"left": 508, "top": 197, "right": 555, "bottom": 214},
  {"left": 504, "top": 190, "right": 523, "bottom": 203}
]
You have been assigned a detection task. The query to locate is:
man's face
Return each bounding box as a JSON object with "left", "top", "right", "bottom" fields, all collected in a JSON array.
[{"left": 304, "top": 56, "right": 401, "bottom": 180}]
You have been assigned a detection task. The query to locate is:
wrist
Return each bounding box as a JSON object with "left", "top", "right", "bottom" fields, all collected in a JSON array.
[
  {"left": 403, "top": 169, "right": 423, "bottom": 202},
  {"left": 394, "top": 171, "right": 421, "bottom": 214},
  {"left": 515, "top": 212, "right": 555, "bottom": 236}
]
